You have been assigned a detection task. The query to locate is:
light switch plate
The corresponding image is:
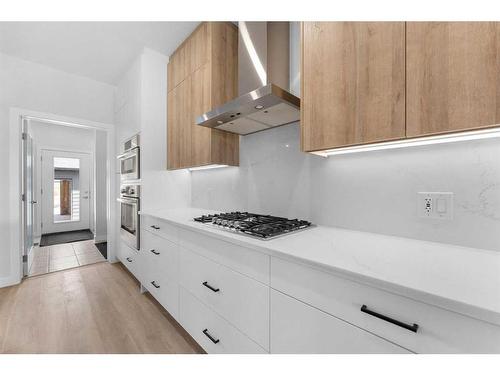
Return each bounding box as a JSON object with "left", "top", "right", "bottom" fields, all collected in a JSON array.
[{"left": 417, "top": 192, "right": 454, "bottom": 220}]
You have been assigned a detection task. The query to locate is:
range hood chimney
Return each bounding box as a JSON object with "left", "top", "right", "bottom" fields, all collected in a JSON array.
[{"left": 196, "top": 22, "right": 300, "bottom": 136}]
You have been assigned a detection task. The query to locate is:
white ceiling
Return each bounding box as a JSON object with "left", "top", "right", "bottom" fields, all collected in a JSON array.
[{"left": 0, "top": 22, "right": 200, "bottom": 85}]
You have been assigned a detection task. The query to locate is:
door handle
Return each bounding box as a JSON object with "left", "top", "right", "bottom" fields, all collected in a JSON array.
[
  {"left": 126, "top": 257, "right": 133, "bottom": 262},
  {"left": 31, "top": 200, "right": 37, "bottom": 204},
  {"left": 150, "top": 249, "right": 160, "bottom": 255},
  {"left": 150, "top": 225, "right": 160, "bottom": 230}
]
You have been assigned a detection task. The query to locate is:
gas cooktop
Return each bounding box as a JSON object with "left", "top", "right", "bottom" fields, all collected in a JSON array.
[{"left": 193, "top": 212, "right": 312, "bottom": 240}]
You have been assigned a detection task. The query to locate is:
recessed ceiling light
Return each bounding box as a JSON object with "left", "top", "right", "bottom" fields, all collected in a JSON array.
[
  {"left": 255, "top": 105, "right": 264, "bottom": 110},
  {"left": 216, "top": 120, "right": 223, "bottom": 125}
]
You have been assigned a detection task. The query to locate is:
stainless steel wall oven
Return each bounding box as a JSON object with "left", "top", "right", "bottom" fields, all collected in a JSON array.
[{"left": 118, "top": 184, "right": 140, "bottom": 250}]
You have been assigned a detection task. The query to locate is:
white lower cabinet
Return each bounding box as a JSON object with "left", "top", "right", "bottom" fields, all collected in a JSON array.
[
  {"left": 142, "top": 215, "right": 178, "bottom": 243},
  {"left": 141, "top": 229, "right": 179, "bottom": 281},
  {"left": 270, "top": 289, "right": 410, "bottom": 354},
  {"left": 129, "top": 214, "right": 498, "bottom": 354},
  {"left": 145, "top": 274, "right": 180, "bottom": 320},
  {"left": 179, "top": 247, "right": 269, "bottom": 350},
  {"left": 139, "top": 229, "right": 180, "bottom": 320},
  {"left": 271, "top": 257, "right": 500, "bottom": 354},
  {"left": 179, "top": 287, "right": 267, "bottom": 354},
  {"left": 118, "top": 242, "right": 140, "bottom": 277}
]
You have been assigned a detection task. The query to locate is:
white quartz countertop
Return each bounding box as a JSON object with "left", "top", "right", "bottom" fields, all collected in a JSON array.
[{"left": 140, "top": 207, "right": 500, "bottom": 325}]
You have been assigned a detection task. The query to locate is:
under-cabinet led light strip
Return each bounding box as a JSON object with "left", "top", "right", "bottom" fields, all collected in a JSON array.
[
  {"left": 188, "top": 164, "right": 229, "bottom": 172},
  {"left": 311, "top": 127, "right": 500, "bottom": 157}
]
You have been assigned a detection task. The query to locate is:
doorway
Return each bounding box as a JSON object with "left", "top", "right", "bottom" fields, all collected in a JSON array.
[
  {"left": 8, "top": 108, "right": 115, "bottom": 286},
  {"left": 21, "top": 118, "right": 109, "bottom": 277}
]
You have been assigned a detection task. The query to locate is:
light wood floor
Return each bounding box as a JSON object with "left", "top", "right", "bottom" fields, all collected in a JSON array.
[{"left": 0, "top": 262, "right": 203, "bottom": 354}]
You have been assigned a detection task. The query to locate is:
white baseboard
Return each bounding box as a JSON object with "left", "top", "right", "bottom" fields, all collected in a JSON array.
[{"left": 0, "top": 275, "right": 21, "bottom": 289}]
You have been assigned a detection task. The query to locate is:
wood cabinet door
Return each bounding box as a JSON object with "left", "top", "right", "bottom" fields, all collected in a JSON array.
[
  {"left": 167, "top": 37, "right": 194, "bottom": 93},
  {"left": 406, "top": 22, "right": 500, "bottom": 137},
  {"left": 167, "top": 76, "right": 192, "bottom": 169},
  {"left": 189, "top": 22, "right": 210, "bottom": 75},
  {"left": 191, "top": 63, "right": 212, "bottom": 167},
  {"left": 301, "top": 22, "right": 406, "bottom": 152}
]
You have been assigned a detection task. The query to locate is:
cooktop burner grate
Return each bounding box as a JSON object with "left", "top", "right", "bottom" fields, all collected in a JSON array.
[{"left": 193, "top": 212, "right": 312, "bottom": 240}]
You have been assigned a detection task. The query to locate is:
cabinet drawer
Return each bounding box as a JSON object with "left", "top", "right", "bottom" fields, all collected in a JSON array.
[
  {"left": 271, "top": 257, "right": 500, "bottom": 353},
  {"left": 143, "top": 272, "right": 180, "bottom": 320},
  {"left": 271, "top": 289, "right": 409, "bottom": 354},
  {"left": 140, "top": 230, "right": 180, "bottom": 319},
  {"left": 180, "top": 248, "right": 269, "bottom": 350},
  {"left": 141, "top": 215, "right": 178, "bottom": 243},
  {"left": 119, "top": 242, "right": 139, "bottom": 277},
  {"left": 178, "top": 227, "right": 270, "bottom": 284},
  {"left": 179, "top": 287, "right": 266, "bottom": 354},
  {"left": 141, "top": 229, "right": 179, "bottom": 282}
]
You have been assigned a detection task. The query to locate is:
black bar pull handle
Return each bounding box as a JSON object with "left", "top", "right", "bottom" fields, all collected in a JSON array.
[
  {"left": 150, "top": 281, "right": 160, "bottom": 289},
  {"left": 202, "top": 329, "right": 220, "bottom": 344},
  {"left": 126, "top": 257, "right": 133, "bottom": 262},
  {"left": 150, "top": 225, "right": 160, "bottom": 230},
  {"left": 150, "top": 249, "right": 160, "bottom": 255},
  {"left": 361, "top": 305, "right": 419, "bottom": 333},
  {"left": 202, "top": 281, "right": 220, "bottom": 293}
]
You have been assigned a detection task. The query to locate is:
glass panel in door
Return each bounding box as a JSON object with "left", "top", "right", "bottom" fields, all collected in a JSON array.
[{"left": 53, "top": 157, "right": 80, "bottom": 223}]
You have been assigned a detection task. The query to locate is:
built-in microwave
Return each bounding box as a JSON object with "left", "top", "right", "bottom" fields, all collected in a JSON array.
[{"left": 117, "top": 134, "right": 140, "bottom": 181}]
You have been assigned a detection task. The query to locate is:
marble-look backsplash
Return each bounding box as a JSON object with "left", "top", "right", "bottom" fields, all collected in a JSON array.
[{"left": 191, "top": 122, "right": 500, "bottom": 251}]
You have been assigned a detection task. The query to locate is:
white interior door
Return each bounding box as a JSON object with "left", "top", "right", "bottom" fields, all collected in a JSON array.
[
  {"left": 41, "top": 150, "right": 91, "bottom": 234},
  {"left": 22, "top": 121, "right": 35, "bottom": 276}
]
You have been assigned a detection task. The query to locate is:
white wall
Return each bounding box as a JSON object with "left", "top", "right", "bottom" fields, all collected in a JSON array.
[{"left": 0, "top": 52, "right": 115, "bottom": 282}]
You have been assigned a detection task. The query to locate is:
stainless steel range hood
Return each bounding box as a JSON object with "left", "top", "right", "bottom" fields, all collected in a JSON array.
[{"left": 196, "top": 22, "right": 300, "bottom": 136}]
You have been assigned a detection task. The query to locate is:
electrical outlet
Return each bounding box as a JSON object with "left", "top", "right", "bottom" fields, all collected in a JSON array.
[{"left": 417, "top": 192, "right": 453, "bottom": 220}]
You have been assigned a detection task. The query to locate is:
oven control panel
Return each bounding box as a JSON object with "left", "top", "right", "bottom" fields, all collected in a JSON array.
[{"left": 120, "top": 184, "right": 140, "bottom": 198}]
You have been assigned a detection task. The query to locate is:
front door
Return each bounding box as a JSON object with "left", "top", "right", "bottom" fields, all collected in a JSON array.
[{"left": 41, "top": 150, "right": 91, "bottom": 234}]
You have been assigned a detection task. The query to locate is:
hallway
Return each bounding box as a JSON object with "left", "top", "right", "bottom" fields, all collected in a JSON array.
[{"left": 0, "top": 262, "right": 202, "bottom": 354}]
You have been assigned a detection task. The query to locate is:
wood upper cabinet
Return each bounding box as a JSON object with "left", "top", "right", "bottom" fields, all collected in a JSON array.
[
  {"left": 406, "top": 22, "right": 500, "bottom": 137},
  {"left": 301, "top": 22, "right": 500, "bottom": 152},
  {"left": 301, "top": 22, "right": 406, "bottom": 152},
  {"left": 191, "top": 64, "right": 211, "bottom": 166},
  {"left": 167, "top": 22, "right": 239, "bottom": 170},
  {"left": 167, "top": 77, "right": 191, "bottom": 170}
]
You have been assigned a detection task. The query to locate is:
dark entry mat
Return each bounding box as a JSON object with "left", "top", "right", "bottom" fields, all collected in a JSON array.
[
  {"left": 40, "top": 229, "right": 93, "bottom": 247},
  {"left": 95, "top": 242, "right": 107, "bottom": 259}
]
